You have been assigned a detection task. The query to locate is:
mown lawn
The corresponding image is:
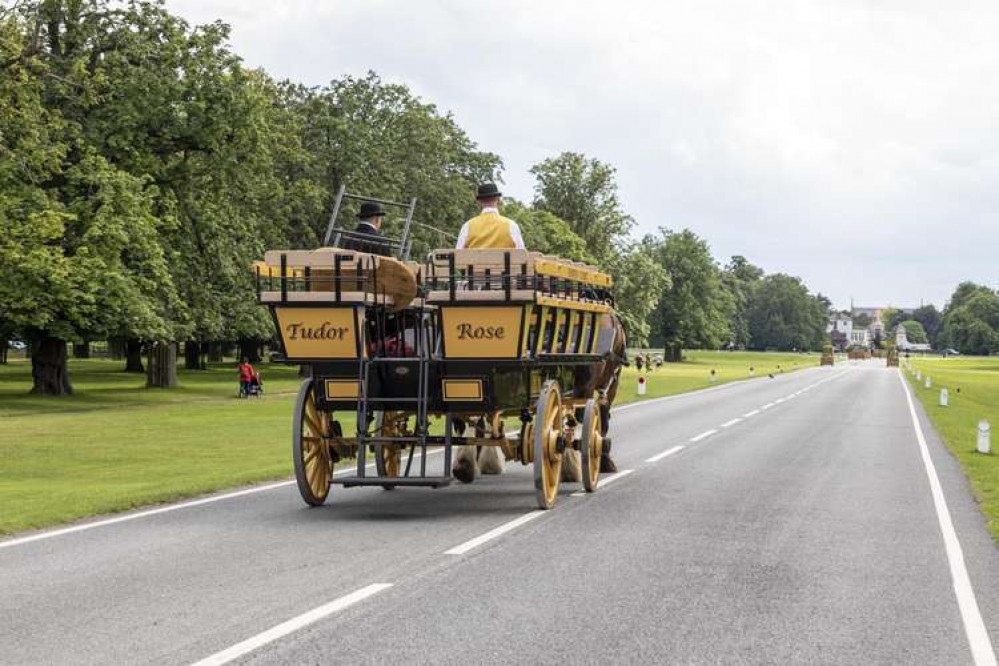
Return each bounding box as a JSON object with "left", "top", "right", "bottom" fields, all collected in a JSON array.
[
  {"left": 904, "top": 357, "right": 999, "bottom": 540},
  {"left": 0, "top": 350, "right": 819, "bottom": 535}
]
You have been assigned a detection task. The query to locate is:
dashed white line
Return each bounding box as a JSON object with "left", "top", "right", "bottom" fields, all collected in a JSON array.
[
  {"left": 761, "top": 402, "right": 775, "bottom": 410},
  {"left": 444, "top": 510, "right": 547, "bottom": 555},
  {"left": 897, "top": 372, "right": 997, "bottom": 666},
  {"left": 646, "top": 446, "right": 685, "bottom": 463},
  {"left": 720, "top": 418, "right": 742, "bottom": 428},
  {"left": 774, "top": 398, "right": 786, "bottom": 404},
  {"left": 190, "top": 583, "right": 393, "bottom": 666},
  {"left": 689, "top": 429, "right": 718, "bottom": 443},
  {"left": 742, "top": 409, "right": 760, "bottom": 418}
]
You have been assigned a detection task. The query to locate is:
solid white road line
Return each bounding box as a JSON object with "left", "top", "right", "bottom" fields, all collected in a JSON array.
[
  {"left": 0, "top": 452, "right": 443, "bottom": 551},
  {"left": 689, "top": 429, "right": 717, "bottom": 443},
  {"left": 720, "top": 418, "right": 742, "bottom": 428},
  {"left": 444, "top": 510, "right": 547, "bottom": 555},
  {"left": 774, "top": 398, "right": 786, "bottom": 404},
  {"left": 897, "top": 372, "right": 997, "bottom": 666},
  {"left": 761, "top": 402, "right": 775, "bottom": 410},
  {"left": 189, "top": 583, "right": 392, "bottom": 666},
  {"left": 646, "top": 446, "right": 684, "bottom": 463},
  {"left": 742, "top": 409, "right": 760, "bottom": 418},
  {"left": 571, "top": 468, "right": 636, "bottom": 496}
]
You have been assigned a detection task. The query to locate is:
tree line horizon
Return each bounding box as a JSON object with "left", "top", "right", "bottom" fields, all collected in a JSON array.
[{"left": 2, "top": 1, "right": 996, "bottom": 395}]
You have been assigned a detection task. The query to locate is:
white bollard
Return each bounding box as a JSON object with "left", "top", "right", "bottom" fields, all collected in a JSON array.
[
  {"left": 925, "top": 376, "right": 932, "bottom": 389},
  {"left": 916, "top": 370, "right": 922, "bottom": 380},
  {"left": 978, "top": 420, "right": 991, "bottom": 454},
  {"left": 749, "top": 367, "right": 755, "bottom": 377},
  {"left": 637, "top": 375, "right": 647, "bottom": 396},
  {"left": 940, "top": 389, "right": 948, "bottom": 407}
]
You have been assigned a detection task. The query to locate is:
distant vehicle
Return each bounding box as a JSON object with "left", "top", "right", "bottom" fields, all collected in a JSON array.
[
  {"left": 9, "top": 341, "right": 26, "bottom": 350},
  {"left": 942, "top": 348, "right": 961, "bottom": 356}
]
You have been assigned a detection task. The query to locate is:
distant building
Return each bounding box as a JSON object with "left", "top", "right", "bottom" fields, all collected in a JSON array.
[{"left": 896, "top": 325, "right": 932, "bottom": 352}]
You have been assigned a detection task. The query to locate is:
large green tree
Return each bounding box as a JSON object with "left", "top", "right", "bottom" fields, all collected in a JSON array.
[
  {"left": 745, "top": 274, "right": 828, "bottom": 351},
  {"left": 911, "top": 304, "right": 942, "bottom": 346},
  {"left": 939, "top": 283, "right": 999, "bottom": 355},
  {"left": 646, "top": 229, "right": 732, "bottom": 359},
  {"left": 722, "top": 255, "right": 764, "bottom": 348}
]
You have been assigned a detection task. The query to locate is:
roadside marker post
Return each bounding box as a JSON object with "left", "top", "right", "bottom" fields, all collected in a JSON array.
[
  {"left": 978, "top": 420, "right": 991, "bottom": 455},
  {"left": 709, "top": 369, "right": 717, "bottom": 384},
  {"left": 925, "top": 376, "right": 932, "bottom": 389},
  {"left": 917, "top": 370, "right": 922, "bottom": 380},
  {"left": 637, "top": 375, "right": 647, "bottom": 396},
  {"left": 940, "top": 389, "right": 948, "bottom": 407}
]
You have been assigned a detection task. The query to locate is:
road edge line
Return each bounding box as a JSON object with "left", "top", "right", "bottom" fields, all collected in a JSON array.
[{"left": 897, "top": 370, "right": 997, "bottom": 666}]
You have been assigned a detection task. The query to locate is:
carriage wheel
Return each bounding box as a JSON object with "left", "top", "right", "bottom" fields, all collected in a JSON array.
[
  {"left": 293, "top": 378, "right": 332, "bottom": 506},
  {"left": 374, "top": 411, "right": 403, "bottom": 490},
  {"left": 533, "top": 381, "right": 564, "bottom": 509},
  {"left": 580, "top": 399, "right": 602, "bottom": 492}
]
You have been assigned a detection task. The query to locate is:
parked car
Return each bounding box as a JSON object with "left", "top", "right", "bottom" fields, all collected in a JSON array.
[
  {"left": 9, "top": 341, "right": 26, "bottom": 350},
  {"left": 942, "top": 348, "right": 961, "bottom": 356}
]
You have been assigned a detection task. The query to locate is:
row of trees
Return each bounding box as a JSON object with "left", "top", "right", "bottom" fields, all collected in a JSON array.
[
  {"left": 937, "top": 283, "right": 999, "bottom": 355},
  {"left": 0, "top": 0, "right": 832, "bottom": 396}
]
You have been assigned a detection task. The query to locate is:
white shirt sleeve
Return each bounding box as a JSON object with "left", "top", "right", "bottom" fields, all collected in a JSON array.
[
  {"left": 455, "top": 221, "right": 470, "bottom": 249},
  {"left": 508, "top": 220, "right": 526, "bottom": 249}
]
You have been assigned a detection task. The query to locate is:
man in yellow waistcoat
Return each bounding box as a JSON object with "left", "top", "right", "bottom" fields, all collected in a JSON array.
[{"left": 455, "top": 182, "right": 526, "bottom": 249}]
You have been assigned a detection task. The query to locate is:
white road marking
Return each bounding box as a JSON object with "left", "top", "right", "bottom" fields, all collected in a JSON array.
[
  {"left": 444, "top": 510, "right": 547, "bottom": 555},
  {"left": 761, "top": 402, "right": 775, "bottom": 410},
  {"left": 897, "top": 371, "right": 997, "bottom": 666},
  {"left": 571, "top": 468, "right": 636, "bottom": 496},
  {"left": 189, "top": 583, "right": 392, "bottom": 666},
  {"left": 646, "top": 446, "right": 684, "bottom": 463},
  {"left": 742, "top": 409, "right": 760, "bottom": 418},
  {"left": 689, "top": 429, "right": 718, "bottom": 443},
  {"left": 0, "top": 452, "right": 442, "bottom": 551},
  {"left": 774, "top": 398, "right": 786, "bottom": 404},
  {"left": 720, "top": 418, "right": 742, "bottom": 428}
]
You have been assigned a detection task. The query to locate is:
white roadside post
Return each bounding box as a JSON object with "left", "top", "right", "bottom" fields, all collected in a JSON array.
[
  {"left": 940, "top": 388, "right": 948, "bottom": 407},
  {"left": 709, "top": 369, "right": 717, "bottom": 384},
  {"left": 978, "top": 420, "right": 991, "bottom": 455},
  {"left": 925, "top": 376, "right": 932, "bottom": 389},
  {"left": 916, "top": 369, "right": 922, "bottom": 380},
  {"left": 637, "top": 374, "right": 647, "bottom": 396}
]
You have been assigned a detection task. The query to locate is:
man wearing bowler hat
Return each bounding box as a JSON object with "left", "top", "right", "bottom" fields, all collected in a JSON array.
[
  {"left": 455, "top": 183, "right": 526, "bottom": 250},
  {"left": 343, "top": 201, "right": 392, "bottom": 256}
]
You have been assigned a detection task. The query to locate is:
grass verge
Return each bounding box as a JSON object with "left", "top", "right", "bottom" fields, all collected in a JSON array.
[
  {"left": 903, "top": 357, "right": 999, "bottom": 541},
  {"left": 0, "top": 350, "right": 818, "bottom": 535}
]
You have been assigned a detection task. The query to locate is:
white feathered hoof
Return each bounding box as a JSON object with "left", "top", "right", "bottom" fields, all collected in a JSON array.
[
  {"left": 561, "top": 448, "right": 582, "bottom": 482},
  {"left": 452, "top": 446, "right": 477, "bottom": 484},
  {"left": 478, "top": 445, "right": 505, "bottom": 475}
]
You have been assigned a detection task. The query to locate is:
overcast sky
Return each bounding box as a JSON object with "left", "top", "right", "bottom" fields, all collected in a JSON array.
[{"left": 168, "top": 0, "right": 999, "bottom": 309}]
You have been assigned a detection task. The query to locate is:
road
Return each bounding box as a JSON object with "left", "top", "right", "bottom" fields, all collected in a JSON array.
[{"left": 2, "top": 361, "right": 997, "bottom": 665}]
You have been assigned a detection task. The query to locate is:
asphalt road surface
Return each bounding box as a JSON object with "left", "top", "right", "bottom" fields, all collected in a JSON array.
[{"left": 3, "top": 361, "right": 998, "bottom": 665}]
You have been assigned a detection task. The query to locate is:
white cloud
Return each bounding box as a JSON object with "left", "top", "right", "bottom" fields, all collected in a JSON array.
[{"left": 167, "top": 0, "right": 999, "bottom": 307}]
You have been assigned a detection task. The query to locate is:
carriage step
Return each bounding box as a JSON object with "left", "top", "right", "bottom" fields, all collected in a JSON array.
[{"left": 335, "top": 476, "right": 452, "bottom": 488}]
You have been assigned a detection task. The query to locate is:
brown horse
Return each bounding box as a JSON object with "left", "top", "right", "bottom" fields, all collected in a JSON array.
[{"left": 452, "top": 313, "right": 627, "bottom": 483}]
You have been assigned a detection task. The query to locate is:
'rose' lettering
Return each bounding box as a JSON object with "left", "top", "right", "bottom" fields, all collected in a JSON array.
[{"left": 456, "top": 323, "right": 505, "bottom": 340}]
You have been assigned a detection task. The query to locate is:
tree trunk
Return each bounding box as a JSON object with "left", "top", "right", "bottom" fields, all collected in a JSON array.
[
  {"left": 238, "top": 339, "right": 261, "bottom": 363},
  {"left": 665, "top": 342, "right": 683, "bottom": 363},
  {"left": 1, "top": 341, "right": 8, "bottom": 364},
  {"left": 184, "top": 341, "right": 206, "bottom": 370},
  {"left": 30, "top": 337, "right": 73, "bottom": 395},
  {"left": 125, "top": 339, "right": 145, "bottom": 372},
  {"left": 207, "top": 341, "right": 223, "bottom": 363},
  {"left": 73, "top": 341, "right": 90, "bottom": 358},
  {"left": 146, "top": 341, "right": 178, "bottom": 388}
]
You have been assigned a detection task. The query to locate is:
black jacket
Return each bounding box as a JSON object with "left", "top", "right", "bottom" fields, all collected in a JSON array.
[{"left": 342, "top": 222, "right": 392, "bottom": 257}]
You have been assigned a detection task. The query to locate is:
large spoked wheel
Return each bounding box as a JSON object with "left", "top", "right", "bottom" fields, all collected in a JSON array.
[
  {"left": 533, "top": 381, "right": 564, "bottom": 510},
  {"left": 373, "top": 411, "right": 403, "bottom": 490},
  {"left": 580, "top": 398, "right": 603, "bottom": 492},
  {"left": 293, "top": 378, "right": 332, "bottom": 506}
]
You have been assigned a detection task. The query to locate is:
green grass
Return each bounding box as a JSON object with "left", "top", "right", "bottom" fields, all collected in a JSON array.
[
  {"left": 903, "top": 357, "right": 999, "bottom": 540},
  {"left": 0, "top": 350, "right": 819, "bottom": 536}
]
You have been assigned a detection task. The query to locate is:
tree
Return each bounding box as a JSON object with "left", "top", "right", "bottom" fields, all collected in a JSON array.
[
  {"left": 745, "top": 274, "right": 828, "bottom": 351},
  {"left": 939, "top": 284, "right": 999, "bottom": 355},
  {"left": 530, "top": 152, "right": 633, "bottom": 263},
  {"left": 502, "top": 200, "right": 593, "bottom": 262},
  {"left": 646, "top": 229, "right": 731, "bottom": 360},
  {"left": 853, "top": 312, "right": 873, "bottom": 328},
  {"left": 880, "top": 307, "right": 906, "bottom": 332},
  {"left": 899, "top": 320, "right": 928, "bottom": 344},
  {"left": 911, "top": 304, "right": 942, "bottom": 345},
  {"left": 722, "top": 256, "right": 764, "bottom": 348}
]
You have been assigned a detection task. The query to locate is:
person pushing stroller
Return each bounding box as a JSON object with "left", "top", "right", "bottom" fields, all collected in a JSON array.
[{"left": 238, "top": 358, "right": 263, "bottom": 398}]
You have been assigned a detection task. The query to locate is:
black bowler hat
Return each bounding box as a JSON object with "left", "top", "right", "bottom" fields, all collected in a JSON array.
[
  {"left": 358, "top": 201, "right": 386, "bottom": 220},
  {"left": 476, "top": 183, "right": 502, "bottom": 200}
]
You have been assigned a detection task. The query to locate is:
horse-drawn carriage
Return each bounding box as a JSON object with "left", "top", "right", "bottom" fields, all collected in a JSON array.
[{"left": 254, "top": 191, "right": 625, "bottom": 510}]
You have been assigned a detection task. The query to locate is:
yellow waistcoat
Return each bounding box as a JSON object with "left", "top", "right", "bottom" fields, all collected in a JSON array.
[{"left": 463, "top": 212, "right": 517, "bottom": 249}]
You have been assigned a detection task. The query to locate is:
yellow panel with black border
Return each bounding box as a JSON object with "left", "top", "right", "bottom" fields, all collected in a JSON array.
[
  {"left": 443, "top": 379, "right": 484, "bottom": 401},
  {"left": 324, "top": 379, "right": 360, "bottom": 399},
  {"left": 441, "top": 306, "right": 525, "bottom": 358},
  {"left": 274, "top": 307, "right": 359, "bottom": 359}
]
